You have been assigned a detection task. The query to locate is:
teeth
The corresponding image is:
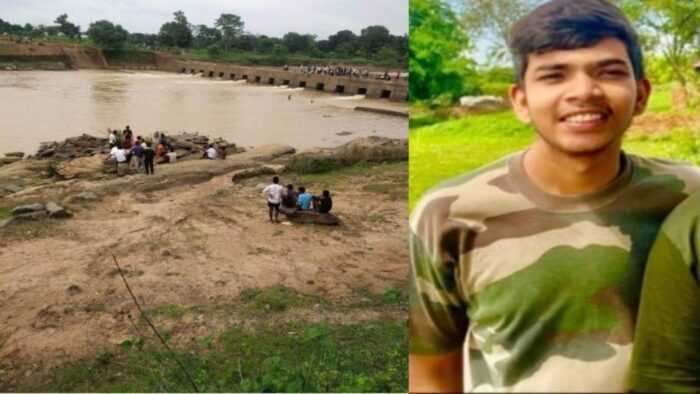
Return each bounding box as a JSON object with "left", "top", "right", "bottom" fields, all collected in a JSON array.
[{"left": 565, "top": 113, "right": 604, "bottom": 123}]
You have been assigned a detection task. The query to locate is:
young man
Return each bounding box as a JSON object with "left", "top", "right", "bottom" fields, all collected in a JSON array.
[
  {"left": 282, "top": 184, "right": 298, "bottom": 209},
  {"left": 409, "top": 0, "right": 700, "bottom": 392},
  {"left": 297, "top": 187, "right": 313, "bottom": 211},
  {"left": 629, "top": 191, "right": 700, "bottom": 392},
  {"left": 204, "top": 144, "right": 217, "bottom": 160},
  {"left": 263, "top": 176, "right": 284, "bottom": 223},
  {"left": 314, "top": 190, "right": 333, "bottom": 214}
]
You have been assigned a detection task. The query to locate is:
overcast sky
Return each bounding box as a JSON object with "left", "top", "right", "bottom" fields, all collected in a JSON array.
[{"left": 0, "top": 0, "right": 407, "bottom": 38}]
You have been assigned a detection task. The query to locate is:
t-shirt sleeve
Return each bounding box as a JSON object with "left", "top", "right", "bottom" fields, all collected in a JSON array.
[
  {"left": 629, "top": 195, "right": 700, "bottom": 392},
  {"left": 409, "top": 194, "right": 469, "bottom": 355}
]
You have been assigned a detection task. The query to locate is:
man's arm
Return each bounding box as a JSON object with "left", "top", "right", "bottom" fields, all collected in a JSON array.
[
  {"left": 409, "top": 351, "right": 463, "bottom": 393},
  {"left": 629, "top": 193, "right": 700, "bottom": 392}
]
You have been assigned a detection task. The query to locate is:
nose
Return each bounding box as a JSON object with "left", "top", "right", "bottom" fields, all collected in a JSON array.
[{"left": 564, "top": 72, "right": 604, "bottom": 102}]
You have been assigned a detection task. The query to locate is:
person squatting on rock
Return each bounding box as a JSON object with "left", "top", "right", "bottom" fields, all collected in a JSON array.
[
  {"left": 203, "top": 144, "right": 217, "bottom": 160},
  {"left": 263, "top": 176, "right": 285, "bottom": 223},
  {"left": 282, "top": 184, "right": 298, "bottom": 209},
  {"left": 296, "top": 186, "right": 313, "bottom": 211},
  {"left": 313, "top": 190, "right": 333, "bottom": 214}
]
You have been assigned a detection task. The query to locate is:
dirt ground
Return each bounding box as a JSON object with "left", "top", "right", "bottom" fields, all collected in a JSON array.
[{"left": 0, "top": 162, "right": 408, "bottom": 386}]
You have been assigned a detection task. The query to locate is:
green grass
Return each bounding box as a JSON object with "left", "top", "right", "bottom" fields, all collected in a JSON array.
[
  {"left": 239, "top": 284, "right": 321, "bottom": 313},
  {"left": 646, "top": 84, "right": 673, "bottom": 113},
  {"left": 295, "top": 161, "right": 406, "bottom": 187},
  {"left": 26, "top": 321, "right": 406, "bottom": 393},
  {"left": 0, "top": 207, "right": 11, "bottom": 220},
  {"left": 149, "top": 304, "right": 188, "bottom": 319},
  {"left": 409, "top": 111, "right": 534, "bottom": 210},
  {"left": 409, "top": 86, "right": 700, "bottom": 211},
  {"left": 18, "top": 285, "right": 406, "bottom": 392}
]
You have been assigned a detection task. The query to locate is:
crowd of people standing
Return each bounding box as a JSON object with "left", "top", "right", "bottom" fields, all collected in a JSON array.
[{"left": 292, "top": 64, "right": 404, "bottom": 80}]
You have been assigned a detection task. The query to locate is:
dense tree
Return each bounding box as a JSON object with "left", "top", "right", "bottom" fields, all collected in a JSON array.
[
  {"left": 282, "top": 32, "right": 315, "bottom": 53},
  {"left": 459, "top": 0, "right": 539, "bottom": 64},
  {"left": 54, "top": 13, "right": 80, "bottom": 39},
  {"left": 129, "top": 32, "right": 159, "bottom": 49},
  {"left": 87, "top": 20, "right": 128, "bottom": 50},
  {"left": 255, "top": 35, "right": 282, "bottom": 53},
  {"left": 360, "top": 25, "right": 391, "bottom": 56},
  {"left": 410, "top": 0, "right": 479, "bottom": 102},
  {"left": 215, "top": 13, "right": 244, "bottom": 52},
  {"left": 620, "top": 0, "right": 700, "bottom": 89},
  {"left": 159, "top": 10, "right": 192, "bottom": 48},
  {"left": 327, "top": 30, "right": 358, "bottom": 53},
  {"left": 193, "top": 24, "right": 221, "bottom": 49}
]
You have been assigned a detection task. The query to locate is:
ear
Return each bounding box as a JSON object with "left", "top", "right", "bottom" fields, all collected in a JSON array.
[
  {"left": 634, "top": 78, "right": 652, "bottom": 115},
  {"left": 509, "top": 83, "right": 531, "bottom": 123}
]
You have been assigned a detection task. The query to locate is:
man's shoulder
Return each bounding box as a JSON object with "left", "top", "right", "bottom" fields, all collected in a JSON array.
[
  {"left": 411, "top": 153, "right": 522, "bottom": 224},
  {"left": 629, "top": 153, "right": 700, "bottom": 194}
]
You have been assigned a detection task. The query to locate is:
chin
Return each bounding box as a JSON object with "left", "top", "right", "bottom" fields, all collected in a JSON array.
[{"left": 555, "top": 139, "right": 618, "bottom": 156}]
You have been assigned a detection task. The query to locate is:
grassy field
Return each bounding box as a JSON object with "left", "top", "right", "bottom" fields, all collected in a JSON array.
[
  {"left": 409, "top": 84, "right": 700, "bottom": 210},
  {"left": 15, "top": 285, "right": 407, "bottom": 392}
]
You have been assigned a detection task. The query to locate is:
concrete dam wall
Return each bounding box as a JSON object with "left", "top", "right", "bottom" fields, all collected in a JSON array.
[{"left": 157, "top": 59, "right": 408, "bottom": 101}]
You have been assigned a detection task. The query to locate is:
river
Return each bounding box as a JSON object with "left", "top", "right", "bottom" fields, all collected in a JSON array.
[{"left": 0, "top": 70, "right": 408, "bottom": 156}]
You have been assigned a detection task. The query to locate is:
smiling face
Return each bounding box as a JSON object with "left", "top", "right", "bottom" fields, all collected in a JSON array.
[{"left": 510, "top": 37, "right": 651, "bottom": 156}]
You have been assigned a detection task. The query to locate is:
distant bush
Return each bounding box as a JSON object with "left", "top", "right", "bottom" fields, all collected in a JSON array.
[{"left": 480, "top": 82, "right": 511, "bottom": 98}]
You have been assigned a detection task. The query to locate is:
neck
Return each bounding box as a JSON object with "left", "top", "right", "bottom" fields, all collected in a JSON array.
[{"left": 523, "top": 139, "right": 623, "bottom": 196}]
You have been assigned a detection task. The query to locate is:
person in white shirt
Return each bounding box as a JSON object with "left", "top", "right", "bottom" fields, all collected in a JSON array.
[
  {"left": 204, "top": 144, "right": 217, "bottom": 160},
  {"left": 110, "top": 145, "right": 127, "bottom": 174},
  {"left": 108, "top": 130, "right": 117, "bottom": 148},
  {"left": 262, "top": 176, "right": 285, "bottom": 223}
]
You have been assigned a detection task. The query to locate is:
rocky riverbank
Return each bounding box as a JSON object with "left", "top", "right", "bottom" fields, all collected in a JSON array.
[{"left": 0, "top": 132, "right": 408, "bottom": 389}]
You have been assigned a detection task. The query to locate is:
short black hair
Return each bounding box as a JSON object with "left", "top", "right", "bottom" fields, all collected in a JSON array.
[
  {"left": 273, "top": 176, "right": 279, "bottom": 183},
  {"left": 509, "top": 0, "right": 644, "bottom": 84},
  {"left": 322, "top": 190, "right": 330, "bottom": 197},
  {"left": 299, "top": 186, "right": 306, "bottom": 193},
  {"left": 287, "top": 184, "right": 293, "bottom": 189}
]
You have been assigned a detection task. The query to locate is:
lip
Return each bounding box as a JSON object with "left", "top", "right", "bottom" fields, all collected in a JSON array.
[{"left": 559, "top": 108, "right": 611, "bottom": 132}]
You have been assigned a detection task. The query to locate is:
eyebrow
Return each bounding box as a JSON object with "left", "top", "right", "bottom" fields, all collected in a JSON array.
[{"left": 532, "top": 58, "right": 630, "bottom": 74}]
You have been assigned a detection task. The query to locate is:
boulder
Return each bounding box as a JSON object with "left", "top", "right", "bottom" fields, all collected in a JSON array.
[
  {"left": 56, "top": 154, "right": 107, "bottom": 179},
  {"left": 287, "top": 137, "right": 407, "bottom": 173},
  {"left": 231, "top": 164, "right": 286, "bottom": 183},
  {"left": 240, "top": 144, "right": 296, "bottom": 162},
  {"left": 14, "top": 210, "right": 48, "bottom": 221},
  {"left": 11, "top": 203, "right": 45, "bottom": 216},
  {"left": 46, "top": 202, "right": 72, "bottom": 218},
  {"left": 1, "top": 184, "right": 22, "bottom": 194},
  {"left": 459, "top": 95, "right": 509, "bottom": 113},
  {"left": 73, "top": 191, "right": 100, "bottom": 201},
  {"left": 279, "top": 207, "right": 340, "bottom": 225},
  {"left": 334, "top": 136, "right": 407, "bottom": 163},
  {"left": 0, "top": 217, "right": 15, "bottom": 229},
  {"left": 0, "top": 157, "right": 22, "bottom": 166}
]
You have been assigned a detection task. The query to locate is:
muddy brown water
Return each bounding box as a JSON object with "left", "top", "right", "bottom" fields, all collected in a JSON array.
[{"left": 0, "top": 70, "right": 408, "bottom": 156}]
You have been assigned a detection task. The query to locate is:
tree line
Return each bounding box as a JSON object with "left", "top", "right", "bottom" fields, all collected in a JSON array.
[
  {"left": 0, "top": 11, "right": 407, "bottom": 66},
  {"left": 411, "top": 0, "right": 700, "bottom": 105}
]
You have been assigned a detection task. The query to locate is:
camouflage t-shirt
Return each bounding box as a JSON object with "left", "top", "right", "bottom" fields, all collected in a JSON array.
[
  {"left": 629, "top": 191, "right": 700, "bottom": 392},
  {"left": 409, "top": 151, "right": 700, "bottom": 392}
]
